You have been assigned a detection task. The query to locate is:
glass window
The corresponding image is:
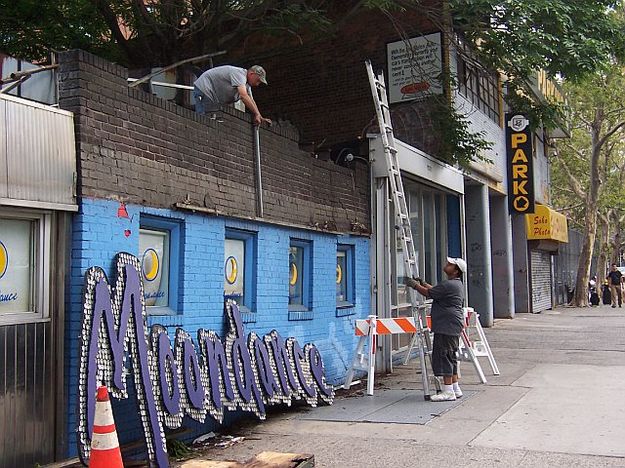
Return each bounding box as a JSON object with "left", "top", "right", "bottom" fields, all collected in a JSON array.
[
  {"left": 289, "top": 245, "right": 305, "bottom": 306},
  {"left": 224, "top": 238, "right": 246, "bottom": 306},
  {"left": 336, "top": 245, "right": 355, "bottom": 309},
  {"left": 139, "top": 228, "right": 170, "bottom": 309},
  {"left": 457, "top": 55, "right": 501, "bottom": 124},
  {"left": 336, "top": 250, "right": 347, "bottom": 303},
  {"left": 0, "top": 218, "right": 36, "bottom": 314}
]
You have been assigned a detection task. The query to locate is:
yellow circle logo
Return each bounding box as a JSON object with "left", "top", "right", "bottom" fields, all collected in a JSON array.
[
  {"left": 336, "top": 264, "right": 343, "bottom": 284},
  {"left": 142, "top": 248, "right": 160, "bottom": 282},
  {"left": 0, "top": 242, "right": 7, "bottom": 279},
  {"left": 289, "top": 262, "right": 298, "bottom": 286},
  {"left": 225, "top": 256, "right": 238, "bottom": 284}
]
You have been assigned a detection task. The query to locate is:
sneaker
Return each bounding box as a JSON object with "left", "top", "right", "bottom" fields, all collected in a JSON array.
[
  {"left": 430, "top": 390, "right": 457, "bottom": 402},
  {"left": 613, "top": 305, "right": 617, "bottom": 308},
  {"left": 454, "top": 387, "right": 463, "bottom": 398}
]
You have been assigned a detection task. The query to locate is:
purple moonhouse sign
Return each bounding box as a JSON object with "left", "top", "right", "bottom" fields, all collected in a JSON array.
[{"left": 77, "top": 253, "right": 334, "bottom": 467}]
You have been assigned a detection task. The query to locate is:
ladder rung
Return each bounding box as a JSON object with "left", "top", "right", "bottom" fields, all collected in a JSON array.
[
  {"left": 384, "top": 145, "right": 398, "bottom": 153},
  {"left": 375, "top": 80, "right": 386, "bottom": 90},
  {"left": 383, "top": 124, "right": 393, "bottom": 132}
]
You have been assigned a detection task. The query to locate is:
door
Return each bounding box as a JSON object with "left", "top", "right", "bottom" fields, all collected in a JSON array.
[
  {"left": 530, "top": 249, "right": 552, "bottom": 313},
  {"left": 0, "top": 209, "right": 59, "bottom": 467}
]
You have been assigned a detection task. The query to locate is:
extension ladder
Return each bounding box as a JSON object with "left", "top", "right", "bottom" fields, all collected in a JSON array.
[{"left": 363, "top": 60, "right": 440, "bottom": 399}]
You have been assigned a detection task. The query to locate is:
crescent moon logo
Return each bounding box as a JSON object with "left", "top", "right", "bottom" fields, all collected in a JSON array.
[
  {"left": 225, "top": 256, "right": 238, "bottom": 284},
  {"left": 336, "top": 264, "right": 343, "bottom": 284},
  {"left": 0, "top": 242, "right": 7, "bottom": 280},
  {"left": 142, "top": 248, "right": 160, "bottom": 282},
  {"left": 289, "top": 262, "right": 298, "bottom": 286}
]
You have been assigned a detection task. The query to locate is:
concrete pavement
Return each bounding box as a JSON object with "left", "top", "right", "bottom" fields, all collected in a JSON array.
[{"left": 180, "top": 306, "right": 625, "bottom": 467}]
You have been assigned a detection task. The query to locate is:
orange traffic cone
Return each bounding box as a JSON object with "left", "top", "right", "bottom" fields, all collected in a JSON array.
[{"left": 90, "top": 386, "right": 124, "bottom": 467}]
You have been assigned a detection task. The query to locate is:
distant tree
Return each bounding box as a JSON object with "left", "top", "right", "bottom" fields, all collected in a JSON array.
[{"left": 551, "top": 66, "right": 625, "bottom": 306}]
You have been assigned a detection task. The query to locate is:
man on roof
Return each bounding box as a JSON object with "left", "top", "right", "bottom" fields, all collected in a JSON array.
[{"left": 193, "top": 64, "right": 272, "bottom": 126}]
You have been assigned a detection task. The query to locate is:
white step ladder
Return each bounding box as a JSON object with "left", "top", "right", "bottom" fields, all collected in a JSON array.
[{"left": 364, "top": 60, "right": 441, "bottom": 399}]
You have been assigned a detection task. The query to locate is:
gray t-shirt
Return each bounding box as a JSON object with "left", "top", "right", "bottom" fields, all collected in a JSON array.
[
  {"left": 429, "top": 278, "right": 465, "bottom": 336},
  {"left": 193, "top": 65, "right": 251, "bottom": 109}
]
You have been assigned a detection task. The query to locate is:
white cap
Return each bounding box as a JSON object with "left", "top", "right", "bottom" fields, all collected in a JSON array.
[{"left": 447, "top": 257, "right": 467, "bottom": 274}]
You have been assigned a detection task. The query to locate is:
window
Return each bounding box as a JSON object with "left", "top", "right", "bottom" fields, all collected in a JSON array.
[
  {"left": 336, "top": 244, "right": 355, "bottom": 315},
  {"left": 457, "top": 55, "right": 501, "bottom": 124},
  {"left": 139, "top": 216, "right": 180, "bottom": 315},
  {"left": 0, "top": 210, "right": 50, "bottom": 323},
  {"left": 289, "top": 239, "right": 312, "bottom": 318},
  {"left": 224, "top": 229, "right": 256, "bottom": 316}
]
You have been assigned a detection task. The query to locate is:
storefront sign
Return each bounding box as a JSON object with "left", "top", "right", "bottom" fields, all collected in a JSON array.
[
  {"left": 77, "top": 253, "right": 334, "bottom": 468},
  {"left": 506, "top": 113, "right": 535, "bottom": 213},
  {"left": 526, "top": 204, "right": 568, "bottom": 243},
  {"left": 386, "top": 32, "right": 443, "bottom": 104}
]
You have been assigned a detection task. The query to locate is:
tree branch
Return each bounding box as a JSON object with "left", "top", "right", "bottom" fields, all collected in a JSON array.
[
  {"left": 554, "top": 154, "right": 586, "bottom": 199},
  {"left": 598, "top": 120, "right": 625, "bottom": 149}
]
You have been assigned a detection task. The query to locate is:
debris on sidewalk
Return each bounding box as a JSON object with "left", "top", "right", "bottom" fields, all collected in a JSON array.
[
  {"left": 193, "top": 432, "right": 217, "bottom": 446},
  {"left": 214, "top": 436, "right": 245, "bottom": 449},
  {"left": 179, "top": 451, "right": 314, "bottom": 468}
]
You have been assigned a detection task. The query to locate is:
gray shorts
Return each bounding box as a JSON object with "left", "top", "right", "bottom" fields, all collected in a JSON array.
[{"left": 432, "top": 333, "right": 459, "bottom": 377}]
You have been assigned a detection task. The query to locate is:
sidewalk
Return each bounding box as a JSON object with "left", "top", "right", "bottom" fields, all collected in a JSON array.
[{"left": 179, "top": 306, "right": 625, "bottom": 467}]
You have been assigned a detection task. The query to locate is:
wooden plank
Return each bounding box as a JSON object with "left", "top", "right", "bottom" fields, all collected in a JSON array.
[{"left": 179, "top": 452, "right": 314, "bottom": 468}]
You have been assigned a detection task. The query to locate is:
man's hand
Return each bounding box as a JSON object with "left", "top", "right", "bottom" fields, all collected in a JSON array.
[
  {"left": 404, "top": 277, "right": 422, "bottom": 289},
  {"left": 253, "top": 114, "right": 273, "bottom": 126}
]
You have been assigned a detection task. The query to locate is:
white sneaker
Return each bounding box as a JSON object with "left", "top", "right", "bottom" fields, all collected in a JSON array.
[
  {"left": 430, "top": 390, "right": 456, "bottom": 402},
  {"left": 454, "top": 387, "right": 463, "bottom": 398}
]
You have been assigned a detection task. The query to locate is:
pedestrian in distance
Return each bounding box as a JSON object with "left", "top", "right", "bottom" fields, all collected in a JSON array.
[
  {"left": 193, "top": 64, "right": 272, "bottom": 126},
  {"left": 589, "top": 275, "right": 600, "bottom": 306},
  {"left": 405, "top": 257, "right": 467, "bottom": 402},
  {"left": 606, "top": 264, "right": 622, "bottom": 308}
]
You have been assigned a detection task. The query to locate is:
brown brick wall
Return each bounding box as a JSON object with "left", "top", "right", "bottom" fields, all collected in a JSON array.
[{"left": 57, "top": 50, "right": 369, "bottom": 233}]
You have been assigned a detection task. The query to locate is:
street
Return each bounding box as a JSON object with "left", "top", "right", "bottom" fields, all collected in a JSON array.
[{"left": 182, "top": 307, "right": 625, "bottom": 467}]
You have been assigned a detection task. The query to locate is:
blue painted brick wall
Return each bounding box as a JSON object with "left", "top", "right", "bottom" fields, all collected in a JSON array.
[{"left": 65, "top": 198, "right": 370, "bottom": 457}]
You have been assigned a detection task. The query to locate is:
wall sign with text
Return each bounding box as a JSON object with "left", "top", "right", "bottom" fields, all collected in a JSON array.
[
  {"left": 386, "top": 32, "right": 443, "bottom": 104},
  {"left": 506, "top": 113, "right": 535, "bottom": 213},
  {"left": 77, "top": 253, "right": 334, "bottom": 468}
]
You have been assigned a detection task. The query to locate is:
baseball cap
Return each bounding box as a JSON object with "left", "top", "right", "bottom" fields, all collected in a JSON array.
[
  {"left": 250, "top": 65, "right": 268, "bottom": 84},
  {"left": 447, "top": 257, "right": 467, "bottom": 274}
]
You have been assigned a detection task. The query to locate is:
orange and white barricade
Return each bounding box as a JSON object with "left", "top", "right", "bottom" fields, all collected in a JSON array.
[
  {"left": 90, "top": 386, "right": 123, "bottom": 468},
  {"left": 344, "top": 315, "right": 418, "bottom": 395}
]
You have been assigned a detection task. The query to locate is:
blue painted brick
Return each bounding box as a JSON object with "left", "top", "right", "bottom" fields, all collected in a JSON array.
[{"left": 65, "top": 198, "right": 370, "bottom": 457}]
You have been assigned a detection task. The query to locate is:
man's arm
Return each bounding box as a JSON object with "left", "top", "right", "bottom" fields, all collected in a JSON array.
[{"left": 237, "top": 85, "right": 271, "bottom": 125}]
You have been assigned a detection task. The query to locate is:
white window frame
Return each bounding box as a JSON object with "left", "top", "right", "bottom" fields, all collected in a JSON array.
[{"left": 0, "top": 208, "right": 51, "bottom": 325}]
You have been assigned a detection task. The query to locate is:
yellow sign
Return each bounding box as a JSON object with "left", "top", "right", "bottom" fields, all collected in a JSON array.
[{"left": 526, "top": 205, "right": 568, "bottom": 243}]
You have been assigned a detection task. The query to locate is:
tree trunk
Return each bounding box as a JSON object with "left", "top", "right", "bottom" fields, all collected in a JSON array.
[
  {"left": 572, "top": 111, "right": 604, "bottom": 307},
  {"left": 573, "top": 209, "right": 597, "bottom": 306},
  {"left": 612, "top": 222, "right": 622, "bottom": 265},
  {"left": 596, "top": 217, "right": 610, "bottom": 298}
]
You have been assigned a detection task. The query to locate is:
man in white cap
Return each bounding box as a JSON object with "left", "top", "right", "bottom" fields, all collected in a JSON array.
[
  {"left": 405, "top": 257, "right": 467, "bottom": 402},
  {"left": 193, "top": 64, "right": 272, "bottom": 125}
]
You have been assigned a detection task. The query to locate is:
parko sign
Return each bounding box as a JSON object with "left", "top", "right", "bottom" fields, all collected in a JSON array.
[
  {"left": 506, "top": 114, "right": 535, "bottom": 213},
  {"left": 77, "top": 253, "right": 334, "bottom": 467}
]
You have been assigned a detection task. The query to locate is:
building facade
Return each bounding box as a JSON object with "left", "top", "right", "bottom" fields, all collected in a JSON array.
[{"left": 53, "top": 50, "right": 371, "bottom": 460}]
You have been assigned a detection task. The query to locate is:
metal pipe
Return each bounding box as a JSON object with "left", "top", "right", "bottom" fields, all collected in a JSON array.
[
  {"left": 2, "top": 63, "right": 58, "bottom": 83},
  {"left": 0, "top": 75, "right": 30, "bottom": 94},
  {"left": 253, "top": 125, "right": 264, "bottom": 218},
  {"left": 127, "top": 78, "right": 194, "bottom": 90}
]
